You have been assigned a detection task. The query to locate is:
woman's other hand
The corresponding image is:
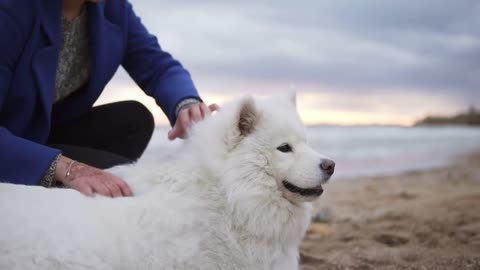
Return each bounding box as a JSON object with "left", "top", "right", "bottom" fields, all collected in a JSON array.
[{"left": 168, "top": 103, "right": 219, "bottom": 140}]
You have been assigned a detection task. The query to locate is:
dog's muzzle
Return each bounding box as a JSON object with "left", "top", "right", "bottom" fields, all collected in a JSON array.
[{"left": 282, "top": 180, "right": 323, "bottom": 197}]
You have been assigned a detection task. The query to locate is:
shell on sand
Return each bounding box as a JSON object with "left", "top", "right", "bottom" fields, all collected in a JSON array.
[{"left": 306, "top": 223, "right": 333, "bottom": 237}]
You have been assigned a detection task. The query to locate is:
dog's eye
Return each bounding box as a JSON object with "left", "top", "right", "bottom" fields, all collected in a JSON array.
[{"left": 277, "top": 143, "right": 293, "bottom": 153}]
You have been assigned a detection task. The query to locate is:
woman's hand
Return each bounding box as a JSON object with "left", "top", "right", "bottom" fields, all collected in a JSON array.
[
  {"left": 54, "top": 156, "right": 133, "bottom": 197},
  {"left": 168, "top": 103, "right": 219, "bottom": 140}
]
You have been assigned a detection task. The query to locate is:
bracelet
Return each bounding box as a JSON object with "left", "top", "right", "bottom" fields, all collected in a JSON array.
[{"left": 65, "top": 160, "right": 77, "bottom": 180}]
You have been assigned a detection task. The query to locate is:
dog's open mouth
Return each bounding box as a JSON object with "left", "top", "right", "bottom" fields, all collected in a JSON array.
[{"left": 282, "top": 180, "right": 323, "bottom": 197}]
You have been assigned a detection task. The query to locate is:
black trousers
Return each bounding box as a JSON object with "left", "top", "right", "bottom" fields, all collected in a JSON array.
[{"left": 47, "top": 101, "right": 155, "bottom": 169}]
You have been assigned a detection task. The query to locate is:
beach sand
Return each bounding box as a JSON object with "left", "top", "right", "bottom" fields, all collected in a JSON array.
[{"left": 300, "top": 153, "right": 480, "bottom": 270}]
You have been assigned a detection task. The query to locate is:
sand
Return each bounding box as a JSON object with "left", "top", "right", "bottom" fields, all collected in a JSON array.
[{"left": 300, "top": 153, "right": 480, "bottom": 270}]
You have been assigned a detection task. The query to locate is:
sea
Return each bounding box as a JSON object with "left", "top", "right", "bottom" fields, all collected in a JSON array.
[{"left": 149, "top": 125, "right": 480, "bottom": 179}]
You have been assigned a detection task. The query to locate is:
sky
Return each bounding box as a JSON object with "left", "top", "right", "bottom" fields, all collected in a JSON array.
[{"left": 97, "top": 0, "right": 480, "bottom": 126}]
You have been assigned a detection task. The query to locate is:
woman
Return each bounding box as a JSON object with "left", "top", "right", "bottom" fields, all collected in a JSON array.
[{"left": 0, "top": 0, "right": 217, "bottom": 197}]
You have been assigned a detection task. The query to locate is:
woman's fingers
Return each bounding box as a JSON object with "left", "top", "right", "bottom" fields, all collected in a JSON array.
[
  {"left": 168, "top": 109, "right": 189, "bottom": 140},
  {"left": 208, "top": 103, "right": 220, "bottom": 112},
  {"left": 105, "top": 179, "right": 122, "bottom": 198},
  {"left": 199, "top": 103, "right": 209, "bottom": 118},
  {"left": 69, "top": 180, "right": 94, "bottom": 197},
  {"left": 78, "top": 183, "right": 94, "bottom": 197},
  {"left": 117, "top": 180, "right": 133, "bottom": 196},
  {"left": 189, "top": 105, "right": 202, "bottom": 122},
  {"left": 93, "top": 181, "right": 112, "bottom": 197},
  {"left": 169, "top": 103, "right": 222, "bottom": 141},
  {"left": 72, "top": 177, "right": 130, "bottom": 198}
]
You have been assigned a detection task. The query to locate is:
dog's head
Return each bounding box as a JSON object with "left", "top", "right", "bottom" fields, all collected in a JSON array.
[{"left": 216, "top": 93, "right": 335, "bottom": 204}]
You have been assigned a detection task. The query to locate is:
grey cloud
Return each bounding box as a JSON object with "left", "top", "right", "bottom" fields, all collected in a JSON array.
[{"left": 128, "top": 0, "right": 480, "bottom": 105}]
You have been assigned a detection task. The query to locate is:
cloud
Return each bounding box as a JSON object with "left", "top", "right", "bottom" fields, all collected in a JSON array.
[
  {"left": 101, "top": 1, "right": 480, "bottom": 125},
  {"left": 124, "top": 0, "right": 480, "bottom": 105}
]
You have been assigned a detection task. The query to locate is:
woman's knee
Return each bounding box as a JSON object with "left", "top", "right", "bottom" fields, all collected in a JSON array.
[{"left": 116, "top": 101, "right": 155, "bottom": 136}]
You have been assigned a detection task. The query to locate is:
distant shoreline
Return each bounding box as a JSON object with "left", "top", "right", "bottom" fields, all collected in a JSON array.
[{"left": 335, "top": 149, "right": 480, "bottom": 181}]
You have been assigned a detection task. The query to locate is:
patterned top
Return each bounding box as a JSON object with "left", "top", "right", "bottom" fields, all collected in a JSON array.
[
  {"left": 54, "top": 7, "right": 91, "bottom": 103},
  {"left": 40, "top": 9, "right": 91, "bottom": 186}
]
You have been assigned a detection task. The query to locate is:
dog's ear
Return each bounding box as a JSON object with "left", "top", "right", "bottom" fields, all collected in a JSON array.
[
  {"left": 287, "top": 91, "right": 296, "bottom": 107},
  {"left": 238, "top": 96, "right": 258, "bottom": 136},
  {"left": 224, "top": 96, "right": 260, "bottom": 150}
]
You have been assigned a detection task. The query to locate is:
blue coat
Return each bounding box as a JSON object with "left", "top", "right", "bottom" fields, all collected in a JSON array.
[{"left": 0, "top": 0, "right": 201, "bottom": 185}]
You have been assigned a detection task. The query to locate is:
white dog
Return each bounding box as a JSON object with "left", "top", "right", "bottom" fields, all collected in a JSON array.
[{"left": 0, "top": 94, "right": 335, "bottom": 270}]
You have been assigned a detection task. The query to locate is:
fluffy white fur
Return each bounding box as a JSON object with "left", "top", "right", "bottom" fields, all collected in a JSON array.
[{"left": 0, "top": 94, "right": 333, "bottom": 270}]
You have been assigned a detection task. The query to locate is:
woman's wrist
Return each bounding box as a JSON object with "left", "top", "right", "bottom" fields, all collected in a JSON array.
[
  {"left": 39, "top": 154, "right": 62, "bottom": 187},
  {"left": 54, "top": 155, "right": 75, "bottom": 184}
]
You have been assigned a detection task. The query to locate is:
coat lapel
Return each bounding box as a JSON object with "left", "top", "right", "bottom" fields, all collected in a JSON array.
[
  {"left": 32, "top": 0, "right": 61, "bottom": 117},
  {"left": 84, "top": 2, "right": 122, "bottom": 104}
]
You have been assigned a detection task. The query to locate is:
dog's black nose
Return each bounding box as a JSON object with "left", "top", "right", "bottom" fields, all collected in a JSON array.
[{"left": 320, "top": 159, "right": 335, "bottom": 175}]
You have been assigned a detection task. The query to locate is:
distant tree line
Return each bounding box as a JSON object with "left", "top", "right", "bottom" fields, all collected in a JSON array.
[{"left": 415, "top": 105, "right": 480, "bottom": 126}]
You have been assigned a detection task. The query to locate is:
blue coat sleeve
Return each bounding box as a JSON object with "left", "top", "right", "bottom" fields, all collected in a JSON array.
[
  {"left": 121, "top": 2, "right": 201, "bottom": 126},
  {"left": 0, "top": 128, "right": 61, "bottom": 185},
  {"left": 0, "top": 2, "right": 61, "bottom": 185}
]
